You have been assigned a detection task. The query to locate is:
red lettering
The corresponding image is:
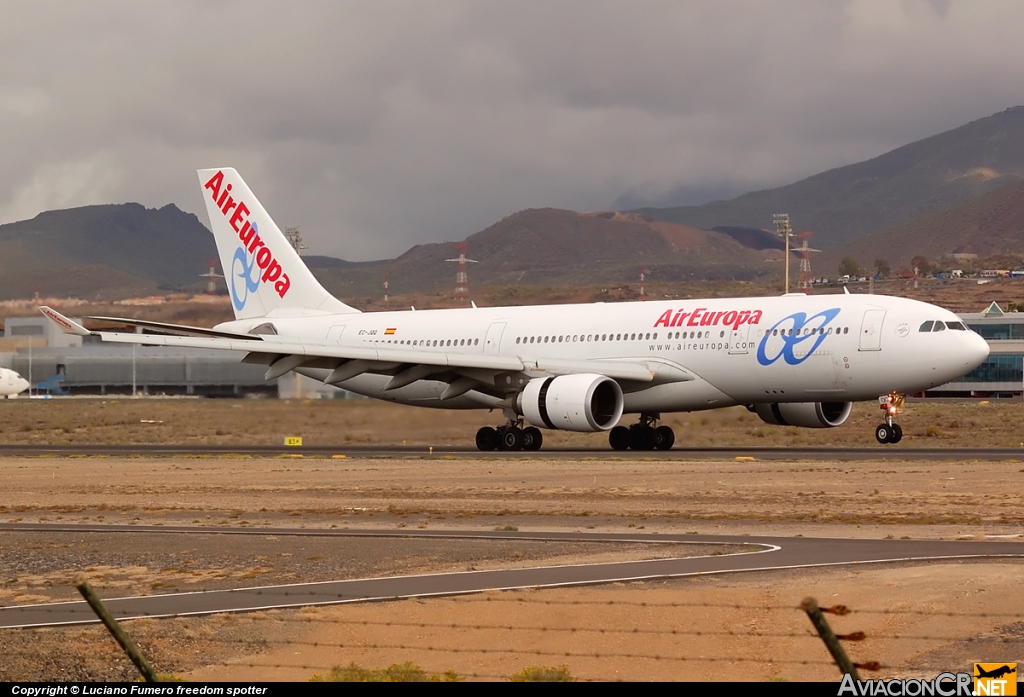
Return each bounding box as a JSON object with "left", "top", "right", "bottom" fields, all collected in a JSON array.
[
  {"left": 248, "top": 235, "right": 264, "bottom": 254},
  {"left": 654, "top": 309, "right": 673, "bottom": 327},
  {"left": 688, "top": 309, "right": 704, "bottom": 327},
  {"left": 262, "top": 260, "right": 282, "bottom": 283},
  {"left": 204, "top": 171, "right": 223, "bottom": 202},
  {"left": 699, "top": 312, "right": 715, "bottom": 326},
  {"left": 239, "top": 221, "right": 256, "bottom": 246},
  {"left": 673, "top": 311, "right": 690, "bottom": 327},
  {"left": 229, "top": 202, "right": 250, "bottom": 232},
  {"left": 217, "top": 183, "right": 233, "bottom": 208},
  {"left": 275, "top": 274, "right": 291, "bottom": 297},
  {"left": 734, "top": 310, "right": 751, "bottom": 330},
  {"left": 221, "top": 195, "right": 237, "bottom": 216},
  {"left": 256, "top": 247, "right": 272, "bottom": 269},
  {"left": 713, "top": 311, "right": 726, "bottom": 325},
  {"left": 723, "top": 311, "right": 737, "bottom": 328},
  {"left": 749, "top": 310, "right": 763, "bottom": 324}
]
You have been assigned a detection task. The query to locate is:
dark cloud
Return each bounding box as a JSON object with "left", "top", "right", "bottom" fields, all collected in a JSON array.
[{"left": 1, "top": 1, "right": 1022, "bottom": 260}]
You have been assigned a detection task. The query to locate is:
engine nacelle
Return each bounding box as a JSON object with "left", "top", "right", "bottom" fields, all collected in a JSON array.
[
  {"left": 518, "top": 374, "right": 624, "bottom": 432},
  {"left": 753, "top": 401, "right": 853, "bottom": 428}
]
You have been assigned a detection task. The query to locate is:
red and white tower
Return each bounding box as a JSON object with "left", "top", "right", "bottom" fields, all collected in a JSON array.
[
  {"left": 795, "top": 231, "right": 820, "bottom": 290},
  {"left": 446, "top": 243, "right": 478, "bottom": 300}
]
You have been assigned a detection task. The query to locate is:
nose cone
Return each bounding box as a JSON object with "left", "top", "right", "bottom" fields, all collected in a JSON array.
[
  {"left": 963, "top": 331, "right": 990, "bottom": 372},
  {"left": 16, "top": 378, "right": 29, "bottom": 394}
]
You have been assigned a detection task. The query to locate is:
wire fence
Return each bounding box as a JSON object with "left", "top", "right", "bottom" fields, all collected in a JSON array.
[{"left": 2, "top": 583, "right": 1021, "bottom": 682}]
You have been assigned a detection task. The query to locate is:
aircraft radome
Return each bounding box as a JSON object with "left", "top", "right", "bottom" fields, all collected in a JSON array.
[{"left": 0, "top": 368, "right": 30, "bottom": 398}]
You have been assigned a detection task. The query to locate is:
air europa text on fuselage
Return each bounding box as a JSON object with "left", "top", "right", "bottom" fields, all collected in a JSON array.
[
  {"left": 653, "top": 307, "right": 763, "bottom": 331},
  {"left": 204, "top": 170, "right": 291, "bottom": 299}
]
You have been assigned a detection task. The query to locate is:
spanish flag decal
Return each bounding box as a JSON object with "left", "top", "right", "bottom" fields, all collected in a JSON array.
[{"left": 384, "top": 328, "right": 397, "bottom": 335}]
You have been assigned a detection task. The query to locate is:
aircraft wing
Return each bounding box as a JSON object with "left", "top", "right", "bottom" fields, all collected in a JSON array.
[
  {"left": 40, "top": 307, "right": 663, "bottom": 394},
  {"left": 86, "top": 315, "right": 262, "bottom": 340}
]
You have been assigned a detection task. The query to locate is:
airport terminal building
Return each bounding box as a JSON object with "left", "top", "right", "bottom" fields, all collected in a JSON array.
[
  {"left": 0, "top": 316, "right": 336, "bottom": 398},
  {"left": 924, "top": 302, "right": 1024, "bottom": 398}
]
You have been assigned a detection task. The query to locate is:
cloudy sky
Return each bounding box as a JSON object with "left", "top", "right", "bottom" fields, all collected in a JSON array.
[{"left": 1, "top": 1, "right": 1022, "bottom": 260}]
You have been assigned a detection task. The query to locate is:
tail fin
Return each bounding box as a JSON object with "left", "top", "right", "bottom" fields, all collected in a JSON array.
[{"left": 197, "top": 168, "right": 359, "bottom": 320}]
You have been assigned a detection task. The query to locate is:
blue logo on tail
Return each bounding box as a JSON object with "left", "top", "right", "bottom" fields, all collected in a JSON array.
[
  {"left": 230, "top": 222, "right": 261, "bottom": 312},
  {"left": 756, "top": 308, "right": 840, "bottom": 366}
]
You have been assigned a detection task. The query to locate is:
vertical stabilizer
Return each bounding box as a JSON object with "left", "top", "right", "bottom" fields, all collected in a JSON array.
[{"left": 198, "top": 168, "right": 358, "bottom": 320}]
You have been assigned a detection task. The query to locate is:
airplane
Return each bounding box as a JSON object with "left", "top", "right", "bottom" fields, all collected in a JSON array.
[
  {"left": 40, "top": 168, "right": 989, "bottom": 450},
  {"left": 975, "top": 665, "right": 1016, "bottom": 680},
  {"left": 0, "top": 367, "right": 30, "bottom": 398}
]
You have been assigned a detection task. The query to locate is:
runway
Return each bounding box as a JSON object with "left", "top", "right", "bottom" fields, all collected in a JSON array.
[
  {"left": 2, "top": 524, "right": 1023, "bottom": 629},
  {"left": 2, "top": 444, "right": 1024, "bottom": 460}
]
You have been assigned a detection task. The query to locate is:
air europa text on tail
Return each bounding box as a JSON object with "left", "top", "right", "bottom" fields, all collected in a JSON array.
[{"left": 204, "top": 170, "right": 291, "bottom": 298}]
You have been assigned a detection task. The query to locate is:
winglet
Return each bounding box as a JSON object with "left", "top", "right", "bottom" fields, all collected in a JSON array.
[{"left": 38, "top": 307, "right": 91, "bottom": 336}]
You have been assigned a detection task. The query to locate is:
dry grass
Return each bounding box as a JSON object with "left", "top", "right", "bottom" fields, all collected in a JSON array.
[{"left": 1, "top": 396, "right": 1023, "bottom": 449}]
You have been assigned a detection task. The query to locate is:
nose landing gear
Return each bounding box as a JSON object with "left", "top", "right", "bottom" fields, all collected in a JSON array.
[
  {"left": 875, "top": 392, "right": 905, "bottom": 444},
  {"left": 609, "top": 413, "right": 675, "bottom": 451}
]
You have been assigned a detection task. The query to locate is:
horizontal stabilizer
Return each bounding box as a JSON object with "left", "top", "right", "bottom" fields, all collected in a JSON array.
[{"left": 38, "top": 307, "right": 90, "bottom": 336}]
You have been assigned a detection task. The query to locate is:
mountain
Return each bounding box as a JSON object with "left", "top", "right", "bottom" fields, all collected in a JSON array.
[
  {"left": 821, "top": 177, "right": 1024, "bottom": 272},
  {"left": 632, "top": 107, "right": 1024, "bottom": 251},
  {"left": 310, "top": 208, "right": 778, "bottom": 300},
  {"left": 0, "top": 203, "right": 217, "bottom": 299}
]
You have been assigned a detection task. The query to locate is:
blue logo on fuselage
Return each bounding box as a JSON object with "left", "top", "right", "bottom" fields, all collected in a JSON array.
[
  {"left": 756, "top": 308, "right": 841, "bottom": 366},
  {"left": 230, "top": 222, "right": 261, "bottom": 312}
]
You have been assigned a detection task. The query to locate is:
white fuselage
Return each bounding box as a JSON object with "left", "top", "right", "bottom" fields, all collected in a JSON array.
[
  {"left": 0, "top": 368, "right": 30, "bottom": 397},
  {"left": 216, "top": 293, "right": 989, "bottom": 414}
]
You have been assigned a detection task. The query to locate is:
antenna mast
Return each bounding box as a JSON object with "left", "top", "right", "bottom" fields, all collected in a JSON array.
[{"left": 446, "top": 242, "right": 478, "bottom": 300}]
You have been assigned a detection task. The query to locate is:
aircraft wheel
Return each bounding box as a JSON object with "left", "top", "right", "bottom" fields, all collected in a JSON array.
[
  {"left": 499, "top": 426, "right": 524, "bottom": 451},
  {"left": 522, "top": 426, "right": 543, "bottom": 451},
  {"left": 874, "top": 423, "right": 892, "bottom": 444},
  {"left": 630, "top": 425, "right": 656, "bottom": 450},
  {"left": 609, "top": 426, "right": 630, "bottom": 451},
  {"left": 476, "top": 426, "right": 498, "bottom": 451},
  {"left": 654, "top": 425, "right": 675, "bottom": 450},
  {"left": 890, "top": 424, "right": 902, "bottom": 444}
]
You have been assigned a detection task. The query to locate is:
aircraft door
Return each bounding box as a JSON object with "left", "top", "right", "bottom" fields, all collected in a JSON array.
[
  {"left": 484, "top": 322, "right": 506, "bottom": 355},
  {"left": 858, "top": 310, "right": 886, "bottom": 351},
  {"left": 729, "top": 323, "right": 752, "bottom": 354},
  {"left": 327, "top": 325, "right": 347, "bottom": 343}
]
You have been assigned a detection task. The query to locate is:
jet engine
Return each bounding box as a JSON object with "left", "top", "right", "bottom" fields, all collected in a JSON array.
[
  {"left": 753, "top": 401, "right": 853, "bottom": 428},
  {"left": 517, "top": 374, "right": 624, "bottom": 432}
]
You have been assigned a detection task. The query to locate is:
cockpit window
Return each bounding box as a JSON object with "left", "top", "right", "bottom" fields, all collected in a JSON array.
[
  {"left": 932, "top": 321, "right": 946, "bottom": 332},
  {"left": 945, "top": 321, "right": 967, "bottom": 330},
  {"left": 919, "top": 321, "right": 934, "bottom": 332}
]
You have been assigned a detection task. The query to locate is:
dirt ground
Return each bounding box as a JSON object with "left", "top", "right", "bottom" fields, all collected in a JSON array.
[
  {"left": 1, "top": 453, "right": 1022, "bottom": 682},
  {"left": 2, "top": 396, "right": 1024, "bottom": 449}
]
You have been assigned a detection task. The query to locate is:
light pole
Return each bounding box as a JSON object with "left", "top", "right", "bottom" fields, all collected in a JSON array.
[{"left": 773, "top": 213, "right": 793, "bottom": 293}]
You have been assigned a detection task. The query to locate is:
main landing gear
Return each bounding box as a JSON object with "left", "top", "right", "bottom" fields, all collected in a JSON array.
[
  {"left": 875, "top": 392, "right": 905, "bottom": 444},
  {"left": 609, "top": 413, "right": 675, "bottom": 451},
  {"left": 476, "top": 420, "right": 543, "bottom": 452}
]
